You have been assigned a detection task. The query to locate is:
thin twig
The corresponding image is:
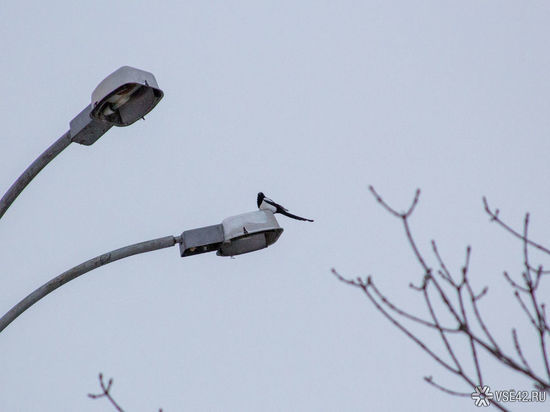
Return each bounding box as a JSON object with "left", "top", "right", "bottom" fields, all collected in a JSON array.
[
  {"left": 332, "top": 269, "right": 460, "bottom": 333},
  {"left": 423, "top": 376, "right": 471, "bottom": 397},
  {"left": 461, "top": 246, "right": 472, "bottom": 285},
  {"left": 402, "top": 218, "right": 430, "bottom": 273},
  {"left": 462, "top": 279, "right": 499, "bottom": 351},
  {"left": 483, "top": 197, "right": 550, "bottom": 256},
  {"left": 427, "top": 275, "right": 463, "bottom": 327},
  {"left": 368, "top": 275, "right": 460, "bottom": 333},
  {"left": 533, "top": 266, "right": 545, "bottom": 292},
  {"left": 473, "top": 287, "right": 488, "bottom": 302},
  {"left": 368, "top": 186, "right": 421, "bottom": 219},
  {"left": 531, "top": 288, "right": 550, "bottom": 380},
  {"left": 431, "top": 241, "right": 453, "bottom": 284},
  {"left": 513, "top": 291, "right": 538, "bottom": 329},
  {"left": 423, "top": 283, "right": 463, "bottom": 372},
  {"left": 519, "top": 214, "right": 550, "bottom": 380},
  {"left": 503, "top": 271, "right": 530, "bottom": 293},
  {"left": 522, "top": 213, "right": 534, "bottom": 287},
  {"left": 458, "top": 285, "right": 483, "bottom": 386},
  {"left": 335, "top": 188, "right": 550, "bottom": 406},
  {"left": 332, "top": 269, "right": 461, "bottom": 376},
  {"left": 88, "top": 373, "right": 124, "bottom": 412},
  {"left": 512, "top": 329, "right": 532, "bottom": 372}
]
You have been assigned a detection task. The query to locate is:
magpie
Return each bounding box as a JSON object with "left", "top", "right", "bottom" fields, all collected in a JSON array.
[{"left": 257, "top": 192, "right": 314, "bottom": 222}]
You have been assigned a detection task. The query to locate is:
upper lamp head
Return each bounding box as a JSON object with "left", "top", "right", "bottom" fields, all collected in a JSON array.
[
  {"left": 90, "top": 66, "right": 163, "bottom": 126},
  {"left": 217, "top": 210, "right": 283, "bottom": 256}
]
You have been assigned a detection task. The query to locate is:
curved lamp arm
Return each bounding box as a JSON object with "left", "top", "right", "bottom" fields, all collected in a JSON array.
[
  {"left": 0, "top": 131, "right": 72, "bottom": 220},
  {"left": 0, "top": 65, "right": 164, "bottom": 222},
  {"left": 0, "top": 104, "right": 113, "bottom": 222},
  {"left": 0, "top": 235, "right": 180, "bottom": 333}
]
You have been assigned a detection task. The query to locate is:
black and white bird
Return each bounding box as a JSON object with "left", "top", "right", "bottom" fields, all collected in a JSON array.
[{"left": 257, "top": 192, "right": 314, "bottom": 222}]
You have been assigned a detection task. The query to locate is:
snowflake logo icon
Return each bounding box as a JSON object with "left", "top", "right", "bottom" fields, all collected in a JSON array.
[{"left": 471, "top": 385, "right": 494, "bottom": 407}]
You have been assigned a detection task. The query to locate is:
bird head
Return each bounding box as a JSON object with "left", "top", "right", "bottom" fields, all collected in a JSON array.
[{"left": 257, "top": 192, "right": 265, "bottom": 208}]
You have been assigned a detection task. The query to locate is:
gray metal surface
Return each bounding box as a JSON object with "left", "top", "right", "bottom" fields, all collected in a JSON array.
[
  {"left": 0, "top": 131, "right": 72, "bottom": 220},
  {"left": 221, "top": 210, "right": 282, "bottom": 242},
  {"left": 218, "top": 232, "right": 268, "bottom": 256},
  {"left": 217, "top": 229, "right": 283, "bottom": 256},
  {"left": 180, "top": 224, "right": 224, "bottom": 257},
  {"left": 0, "top": 235, "right": 178, "bottom": 333},
  {"left": 180, "top": 211, "right": 284, "bottom": 257},
  {"left": 70, "top": 104, "right": 113, "bottom": 145},
  {"left": 90, "top": 66, "right": 163, "bottom": 126},
  {"left": 218, "top": 210, "right": 283, "bottom": 256}
]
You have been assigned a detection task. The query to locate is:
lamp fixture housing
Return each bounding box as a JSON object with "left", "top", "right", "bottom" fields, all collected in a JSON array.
[
  {"left": 90, "top": 66, "right": 163, "bottom": 127},
  {"left": 179, "top": 210, "right": 284, "bottom": 257}
]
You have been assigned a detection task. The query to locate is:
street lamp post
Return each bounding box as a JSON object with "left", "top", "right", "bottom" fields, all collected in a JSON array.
[
  {"left": 0, "top": 66, "right": 285, "bottom": 335},
  {"left": 0, "top": 210, "right": 284, "bottom": 334},
  {"left": 0, "top": 66, "right": 163, "bottom": 220}
]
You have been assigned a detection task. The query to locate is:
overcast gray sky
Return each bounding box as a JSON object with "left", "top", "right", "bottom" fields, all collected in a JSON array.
[{"left": 1, "top": 1, "right": 549, "bottom": 411}]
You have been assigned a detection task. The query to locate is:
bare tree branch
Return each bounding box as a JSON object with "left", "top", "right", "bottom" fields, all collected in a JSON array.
[
  {"left": 512, "top": 329, "right": 533, "bottom": 373},
  {"left": 88, "top": 373, "right": 164, "bottom": 412},
  {"left": 332, "top": 269, "right": 463, "bottom": 377},
  {"left": 334, "top": 187, "right": 550, "bottom": 410},
  {"left": 368, "top": 185, "right": 420, "bottom": 219},
  {"left": 503, "top": 271, "right": 530, "bottom": 293},
  {"left": 88, "top": 373, "right": 125, "bottom": 412},
  {"left": 368, "top": 275, "right": 460, "bottom": 333},
  {"left": 483, "top": 197, "right": 550, "bottom": 256},
  {"left": 423, "top": 375, "right": 471, "bottom": 397},
  {"left": 423, "top": 281, "right": 463, "bottom": 371},
  {"left": 431, "top": 241, "right": 453, "bottom": 284},
  {"left": 456, "top": 270, "right": 483, "bottom": 386}
]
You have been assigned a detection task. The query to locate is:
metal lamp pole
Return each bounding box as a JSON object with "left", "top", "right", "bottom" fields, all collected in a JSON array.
[
  {"left": 0, "top": 235, "right": 179, "bottom": 333},
  {"left": 0, "top": 132, "right": 72, "bottom": 220},
  {"left": 0, "top": 66, "right": 285, "bottom": 335},
  {"left": 0, "top": 66, "right": 163, "bottom": 220},
  {"left": 0, "top": 210, "right": 283, "bottom": 334}
]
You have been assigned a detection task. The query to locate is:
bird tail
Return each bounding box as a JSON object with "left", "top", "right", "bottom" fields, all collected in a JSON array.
[{"left": 280, "top": 210, "right": 314, "bottom": 222}]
